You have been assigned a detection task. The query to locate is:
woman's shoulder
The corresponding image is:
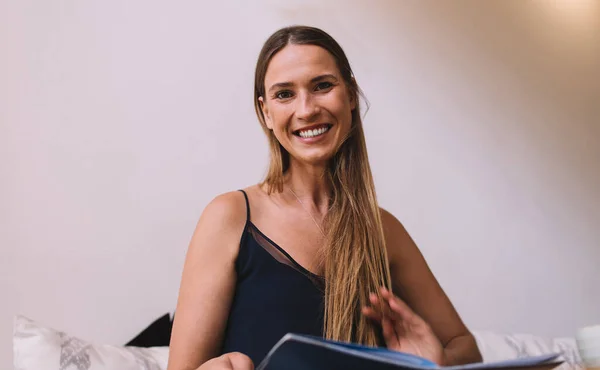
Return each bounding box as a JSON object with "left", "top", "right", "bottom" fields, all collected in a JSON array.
[
  {"left": 202, "top": 190, "right": 246, "bottom": 225},
  {"left": 199, "top": 184, "right": 263, "bottom": 226},
  {"left": 378, "top": 206, "right": 415, "bottom": 264},
  {"left": 197, "top": 189, "right": 248, "bottom": 234},
  {"left": 379, "top": 206, "right": 400, "bottom": 232}
]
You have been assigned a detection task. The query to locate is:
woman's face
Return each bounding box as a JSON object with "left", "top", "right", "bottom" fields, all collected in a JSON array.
[{"left": 259, "top": 44, "right": 356, "bottom": 167}]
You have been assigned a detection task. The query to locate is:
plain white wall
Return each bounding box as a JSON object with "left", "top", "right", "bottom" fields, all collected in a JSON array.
[{"left": 2, "top": 0, "right": 599, "bottom": 367}]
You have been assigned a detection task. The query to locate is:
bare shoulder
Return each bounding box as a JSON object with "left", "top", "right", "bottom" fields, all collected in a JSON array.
[
  {"left": 379, "top": 207, "right": 399, "bottom": 229},
  {"left": 379, "top": 207, "right": 408, "bottom": 243},
  {"left": 379, "top": 207, "right": 417, "bottom": 268},
  {"left": 190, "top": 190, "right": 249, "bottom": 257},
  {"left": 200, "top": 190, "right": 248, "bottom": 229}
]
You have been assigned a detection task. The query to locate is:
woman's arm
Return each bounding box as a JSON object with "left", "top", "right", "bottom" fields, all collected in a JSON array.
[
  {"left": 380, "top": 208, "right": 482, "bottom": 365},
  {"left": 167, "top": 192, "right": 251, "bottom": 370}
]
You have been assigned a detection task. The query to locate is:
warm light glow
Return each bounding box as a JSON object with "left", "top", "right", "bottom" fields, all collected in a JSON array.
[
  {"left": 551, "top": 0, "right": 596, "bottom": 9},
  {"left": 547, "top": 0, "right": 598, "bottom": 16},
  {"left": 535, "top": 0, "right": 599, "bottom": 32}
]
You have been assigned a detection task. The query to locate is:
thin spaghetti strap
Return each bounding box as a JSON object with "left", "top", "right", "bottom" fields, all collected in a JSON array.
[{"left": 238, "top": 189, "right": 251, "bottom": 222}]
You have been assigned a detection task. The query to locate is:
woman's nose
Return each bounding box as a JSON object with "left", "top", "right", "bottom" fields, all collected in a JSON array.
[{"left": 295, "top": 92, "right": 320, "bottom": 122}]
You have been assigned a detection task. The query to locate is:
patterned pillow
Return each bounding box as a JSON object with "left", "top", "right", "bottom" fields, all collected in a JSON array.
[{"left": 13, "top": 315, "right": 169, "bottom": 370}]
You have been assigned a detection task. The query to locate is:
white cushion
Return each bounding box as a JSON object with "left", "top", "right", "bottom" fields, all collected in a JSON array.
[
  {"left": 13, "top": 315, "right": 169, "bottom": 370},
  {"left": 13, "top": 314, "right": 584, "bottom": 370},
  {"left": 473, "top": 330, "right": 583, "bottom": 369}
]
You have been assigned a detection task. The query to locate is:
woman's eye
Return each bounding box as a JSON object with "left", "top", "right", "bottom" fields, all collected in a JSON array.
[
  {"left": 275, "top": 91, "right": 293, "bottom": 99},
  {"left": 315, "top": 82, "right": 333, "bottom": 91}
]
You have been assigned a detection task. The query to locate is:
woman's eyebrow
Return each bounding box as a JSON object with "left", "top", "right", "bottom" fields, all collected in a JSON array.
[
  {"left": 310, "top": 74, "right": 338, "bottom": 83},
  {"left": 268, "top": 81, "right": 294, "bottom": 94},
  {"left": 267, "top": 74, "right": 339, "bottom": 94}
]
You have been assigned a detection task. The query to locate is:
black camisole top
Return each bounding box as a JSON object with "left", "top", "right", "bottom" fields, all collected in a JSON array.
[{"left": 219, "top": 190, "right": 325, "bottom": 365}]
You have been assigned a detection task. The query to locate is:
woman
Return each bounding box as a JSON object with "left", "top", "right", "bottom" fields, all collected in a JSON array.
[{"left": 167, "top": 25, "right": 482, "bottom": 370}]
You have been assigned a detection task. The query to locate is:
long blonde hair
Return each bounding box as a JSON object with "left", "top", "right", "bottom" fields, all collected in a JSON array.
[{"left": 253, "top": 25, "right": 392, "bottom": 346}]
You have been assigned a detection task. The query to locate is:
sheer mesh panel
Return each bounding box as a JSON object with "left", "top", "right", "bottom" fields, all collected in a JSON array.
[{"left": 248, "top": 224, "right": 325, "bottom": 290}]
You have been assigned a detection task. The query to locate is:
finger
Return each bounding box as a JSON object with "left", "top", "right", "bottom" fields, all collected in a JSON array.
[
  {"left": 378, "top": 287, "right": 404, "bottom": 321},
  {"left": 228, "top": 352, "right": 254, "bottom": 370},
  {"left": 380, "top": 287, "right": 418, "bottom": 322},
  {"left": 369, "top": 292, "right": 381, "bottom": 306},
  {"left": 389, "top": 297, "right": 420, "bottom": 323},
  {"left": 363, "top": 292, "right": 395, "bottom": 324},
  {"left": 363, "top": 292, "right": 386, "bottom": 321},
  {"left": 381, "top": 316, "right": 398, "bottom": 346},
  {"left": 374, "top": 291, "right": 398, "bottom": 318},
  {"left": 368, "top": 292, "right": 388, "bottom": 319},
  {"left": 361, "top": 306, "right": 383, "bottom": 322}
]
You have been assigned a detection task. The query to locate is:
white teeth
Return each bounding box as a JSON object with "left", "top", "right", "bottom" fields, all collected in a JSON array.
[{"left": 299, "top": 126, "right": 329, "bottom": 138}]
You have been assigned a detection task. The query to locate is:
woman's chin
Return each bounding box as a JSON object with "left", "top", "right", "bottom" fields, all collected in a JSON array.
[{"left": 290, "top": 151, "right": 336, "bottom": 167}]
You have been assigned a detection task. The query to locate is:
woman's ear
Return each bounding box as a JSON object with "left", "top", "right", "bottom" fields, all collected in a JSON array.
[
  {"left": 349, "top": 78, "right": 357, "bottom": 111},
  {"left": 258, "top": 96, "right": 273, "bottom": 129},
  {"left": 350, "top": 92, "right": 357, "bottom": 111}
]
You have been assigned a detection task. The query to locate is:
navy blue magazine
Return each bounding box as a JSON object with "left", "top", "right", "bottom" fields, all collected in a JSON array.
[{"left": 257, "top": 334, "right": 563, "bottom": 370}]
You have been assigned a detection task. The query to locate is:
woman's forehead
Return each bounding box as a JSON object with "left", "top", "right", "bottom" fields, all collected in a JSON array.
[{"left": 264, "top": 44, "right": 340, "bottom": 86}]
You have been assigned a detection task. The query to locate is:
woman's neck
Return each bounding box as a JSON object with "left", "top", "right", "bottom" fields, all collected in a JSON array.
[{"left": 284, "top": 162, "right": 331, "bottom": 212}]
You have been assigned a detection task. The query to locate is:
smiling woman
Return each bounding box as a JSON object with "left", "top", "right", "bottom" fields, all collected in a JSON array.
[
  {"left": 166, "top": 26, "right": 482, "bottom": 370},
  {"left": 258, "top": 44, "right": 355, "bottom": 167}
]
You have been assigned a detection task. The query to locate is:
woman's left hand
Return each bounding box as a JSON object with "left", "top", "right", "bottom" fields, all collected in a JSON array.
[{"left": 362, "top": 287, "right": 446, "bottom": 365}]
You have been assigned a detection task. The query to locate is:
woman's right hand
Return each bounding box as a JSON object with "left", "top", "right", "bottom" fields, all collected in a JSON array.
[{"left": 197, "top": 352, "right": 254, "bottom": 370}]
